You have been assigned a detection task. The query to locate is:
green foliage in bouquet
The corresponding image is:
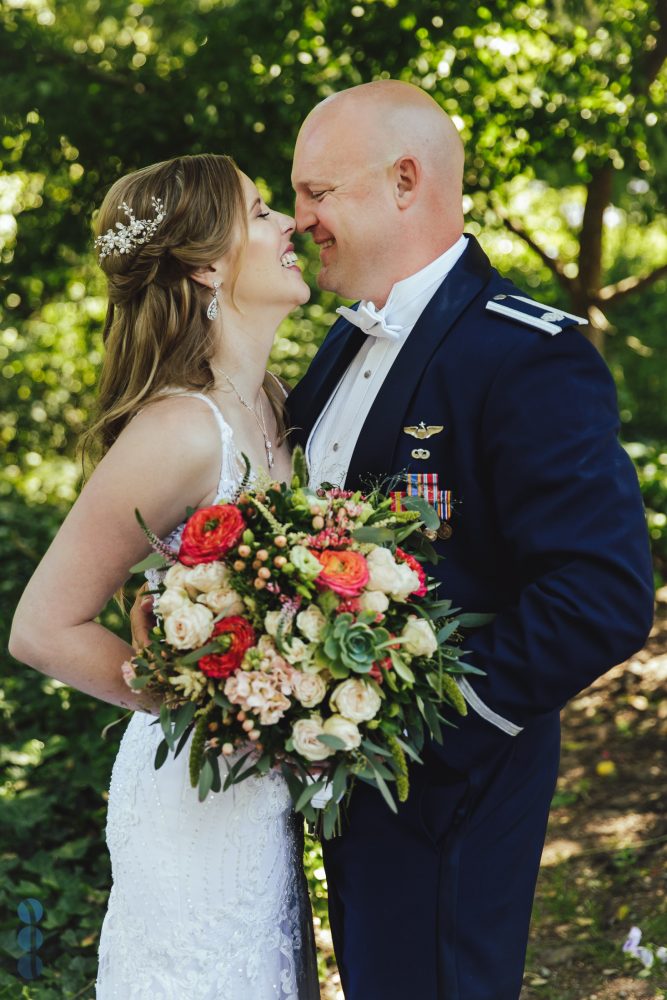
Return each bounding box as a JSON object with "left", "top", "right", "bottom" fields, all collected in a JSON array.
[{"left": 126, "top": 447, "right": 486, "bottom": 840}]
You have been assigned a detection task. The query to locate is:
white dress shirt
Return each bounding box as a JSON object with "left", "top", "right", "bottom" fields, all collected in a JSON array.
[{"left": 307, "top": 235, "right": 468, "bottom": 488}]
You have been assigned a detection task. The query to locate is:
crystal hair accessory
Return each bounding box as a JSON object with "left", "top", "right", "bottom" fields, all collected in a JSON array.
[{"left": 94, "top": 196, "right": 166, "bottom": 262}]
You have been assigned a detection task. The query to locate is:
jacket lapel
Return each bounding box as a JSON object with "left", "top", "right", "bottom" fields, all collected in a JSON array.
[
  {"left": 345, "top": 237, "right": 493, "bottom": 490},
  {"left": 286, "top": 314, "right": 366, "bottom": 450}
]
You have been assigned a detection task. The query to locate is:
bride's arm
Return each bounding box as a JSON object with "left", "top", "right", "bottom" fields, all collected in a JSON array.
[{"left": 9, "top": 396, "right": 220, "bottom": 714}]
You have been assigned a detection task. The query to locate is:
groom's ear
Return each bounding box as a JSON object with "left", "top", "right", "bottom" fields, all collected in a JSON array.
[{"left": 392, "top": 155, "right": 420, "bottom": 209}]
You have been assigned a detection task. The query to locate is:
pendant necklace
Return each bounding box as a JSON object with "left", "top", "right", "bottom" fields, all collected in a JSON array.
[{"left": 210, "top": 364, "right": 274, "bottom": 469}]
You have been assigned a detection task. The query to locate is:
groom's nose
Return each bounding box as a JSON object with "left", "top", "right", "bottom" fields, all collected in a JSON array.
[{"left": 294, "top": 193, "right": 316, "bottom": 234}]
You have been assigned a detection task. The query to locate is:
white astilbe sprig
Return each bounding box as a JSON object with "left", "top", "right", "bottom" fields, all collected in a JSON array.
[{"left": 95, "top": 196, "right": 166, "bottom": 262}]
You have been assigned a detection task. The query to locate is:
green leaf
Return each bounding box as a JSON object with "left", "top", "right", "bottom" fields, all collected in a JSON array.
[
  {"left": 361, "top": 739, "right": 393, "bottom": 758},
  {"left": 154, "top": 738, "right": 169, "bottom": 770},
  {"left": 394, "top": 736, "right": 423, "bottom": 765},
  {"left": 129, "top": 551, "right": 173, "bottom": 573},
  {"left": 316, "top": 733, "right": 347, "bottom": 751},
  {"left": 128, "top": 674, "right": 152, "bottom": 690},
  {"left": 437, "top": 620, "right": 459, "bottom": 643},
  {"left": 173, "top": 723, "right": 194, "bottom": 760},
  {"left": 456, "top": 612, "right": 496, "bottom": 628},
  {"left": 295, "top": 779, "right": 325, "bottom": 813},
  {"left": 389, "top": 649, "right": 416, "bottom": 684},
  {"left": 291, "top": 445, "right": 309, "bottom": 488},
  {"left": 159, "top": 704, "right": 175, "bottom": 749},
  {"left": 369, "top": 766, "right": 398, "bottom": 813},
  {"left": 172, "top": 701, "right": 198, "bottom": 741},
  {"left": 209, "top": 753, "right": 222, "bottom": 793},
  {"left": 198, "top": 757, "right": 214, "bottom": 802},
  {"left": 179, "top": 641, "right": 222, "bottom": 664},
  {"left": 351, "top": 526, "right": 395, "bottom": 544},
  {"left": 331, "top": 762, "right": 349, "bottom": 802},
  {"left": 402, "top": 496, "right": 440, "bottom": 529}
]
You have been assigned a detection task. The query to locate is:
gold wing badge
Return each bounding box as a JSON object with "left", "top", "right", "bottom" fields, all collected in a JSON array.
[{"left": 403, "top": 422, "right": 444, "bottom": 440}]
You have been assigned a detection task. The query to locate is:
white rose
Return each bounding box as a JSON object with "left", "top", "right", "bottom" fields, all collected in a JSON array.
[
  {"left": 358, "top": 590, "right": 390, "bottom": 614},
  {"left": 401, "top": 615, "right": 438, "bottom": 658},
  {"left": 323, "top": 714, "right": 362, "bottom": 750},
  {"left": 330, "top": 678, "right": 381, "bottom": 723},
  {"left": 186, "top": 561, "right": 229, "bottom": 593},
  {"left": 291, "top": 717, "right": 333, "bottom": 761},
  {"left": 163, "top": 562, "right": 192, "bottom": 591},
  {"left": 296, "top": 604, "right": 326, "bottom": 642},
  {"left": 391, "top": 562, "right": 421, "bottom": 602},
  {"left": 197, "top": 588, "right": 244, "bottom": 616},
  {"left": 291, "top": 670, "right": 327, "bottom": 708},
  {"left": 164, "top": 603, "right": 214, "bottom": 650},
  {"left": 155, "top": 586, "right": 192, "bottom": 617},
  {"left": 283, "top": 637, "right": 309, "bottom": 665},
  {"left": 365, "top": 548, "right": 419, "bottom": 602},
  {"left": 365, "top": 547, "right": 403, "bottom": 594}
]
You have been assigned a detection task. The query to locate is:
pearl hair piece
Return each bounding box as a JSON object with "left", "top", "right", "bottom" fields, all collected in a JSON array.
[{"left": 95, "top": 196, "right": 166, "bottom": 262}]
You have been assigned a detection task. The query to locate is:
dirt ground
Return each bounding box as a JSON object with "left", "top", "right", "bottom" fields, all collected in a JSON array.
[{"left": 318, "top": 594, "right": 667, "bottom": 1000}]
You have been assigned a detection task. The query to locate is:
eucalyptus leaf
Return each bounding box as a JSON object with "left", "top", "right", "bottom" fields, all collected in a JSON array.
[
  {"left": 389, "top": 650, "right": 416, "bottom": 685},
  {"left": 456, "top": 612, "right": 496, "bottom": 628},
  {"left": 129, "top": 551, "right": 172, "bottom": 573},
  {"left": 295, "top": 779, "right": 325, "bottom": 813},
  {"left": 154, "top": 738, "right": 169, "bottom": 770},
  {"left": 198, "top": 757, "right": 214, "bottom": 802},
  {"left": 402, "top": 496, "right": 440, "bottom": 529},
  {"left": 316, "top": 733, "right": 347, "bottom": 751}
]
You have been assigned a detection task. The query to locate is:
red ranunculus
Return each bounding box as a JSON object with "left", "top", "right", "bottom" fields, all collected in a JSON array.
[
  {"left": 370, "top": 656, "right": 393, "bottom": 683},
  {"left": 313, "top": 548, "right": 369, "bottom": 598},
  {"left": 395, "top": 547, "right": 427, "bottom": 597},
  {"left": 178, "top": 504, "right": 245, "bottom": 566},
  {"left": 198, "top": 616, "right": 256, "bottom": 679}
]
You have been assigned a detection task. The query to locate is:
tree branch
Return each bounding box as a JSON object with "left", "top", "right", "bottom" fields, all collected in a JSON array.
[
  {"left": 596, "top": 261, "right": 667, "bottom": 304},
  {"left": 492, "top": 202, "right": 576, "bottom": 297}
]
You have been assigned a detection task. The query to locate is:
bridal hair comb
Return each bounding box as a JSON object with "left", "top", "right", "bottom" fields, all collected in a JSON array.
[{"left": 95, "top": 196, "right": 166, "bottom": 262}]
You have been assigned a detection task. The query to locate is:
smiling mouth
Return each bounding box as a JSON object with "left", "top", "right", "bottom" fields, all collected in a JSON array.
[
  {"left": 280, "top": 250, "right": 299, "bottom": 268},
  {"left": 318, "top": 238, "right": 335, "bottom": 251}
]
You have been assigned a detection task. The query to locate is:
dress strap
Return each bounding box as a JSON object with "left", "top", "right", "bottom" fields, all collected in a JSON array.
[
  {"left": 170, "top": 391, "right": 238, "bottom": 502},
  {"left": 267, "top": 370, "right": 290, "bottom": 400}
]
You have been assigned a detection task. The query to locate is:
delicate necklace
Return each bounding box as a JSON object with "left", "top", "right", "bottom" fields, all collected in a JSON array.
[{"left": 210, "top": 363, "right": 274, "bottom": 469}]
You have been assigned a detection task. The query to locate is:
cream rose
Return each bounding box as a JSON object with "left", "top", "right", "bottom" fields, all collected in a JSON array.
[
  {"left": 283, "top": 637, "right": 309, "bottom": 665},
  {"left": 197, "top": 588, "right": 244, "bottom": 616},
  {"left": 163, "top": 603, "right": 214, "bottom": 650},
  {"left": 401, "top": 615, "right": 438, "bottom": 658},
  {"left": 155, "top": 586, "right": 192, "bottom": 617},
  {"left": 323, "top": 714, "right": 362, "bottom": 750},
  {"left": 357, "top": 590, "right": 390, "bottom": 614},
  {"left": 330, "top": 678, "right": 382, "bottom": 723},
  {"left": 291, "top": 670, "right": 327, "bottom": 708},
  {"left": 186, "top": 561, "right": 229, "bottom": 593},
  {"left": 163, "top": 562, "right": 192, "bottom": 591},
  {"left": 291, "top": 717, "right": 333, "bottom": 761},
  {"left": 296, "top": 604, "right": 326, "bottom": 642}
]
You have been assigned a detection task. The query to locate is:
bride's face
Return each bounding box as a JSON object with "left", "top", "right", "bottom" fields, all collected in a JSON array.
[{"left": 230, "top": 174, "right": 310, "bottom": 313}]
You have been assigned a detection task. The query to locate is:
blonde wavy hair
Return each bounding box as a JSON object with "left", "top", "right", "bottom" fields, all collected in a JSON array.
[{"left": 84, "top": 153, "right": 287, "bottom": 464}]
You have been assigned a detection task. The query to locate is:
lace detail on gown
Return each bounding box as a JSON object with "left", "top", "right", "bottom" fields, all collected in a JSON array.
[{"left": 96, "top": 392, "right": 318, "bottom": 999}]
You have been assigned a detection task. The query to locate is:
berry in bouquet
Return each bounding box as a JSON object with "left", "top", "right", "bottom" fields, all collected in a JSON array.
[{"left": 125, "top": 448, "right": 489, "bottom": 839}]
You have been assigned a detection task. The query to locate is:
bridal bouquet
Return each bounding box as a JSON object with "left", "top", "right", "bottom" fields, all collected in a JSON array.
[{"left": 125, "top": 451, "right": 486, "bottom": 838}]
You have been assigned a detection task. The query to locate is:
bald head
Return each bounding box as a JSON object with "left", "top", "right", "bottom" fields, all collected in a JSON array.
[
  {"left": 303, "top": 81, "right": 464, "bottom": 191},
  {"left": 292, "top": 81, "right": 465, "bottom": 303}
]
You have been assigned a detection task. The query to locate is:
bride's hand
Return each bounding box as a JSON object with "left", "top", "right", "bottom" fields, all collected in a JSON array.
[{"left": 130, "top": 582, "right": 155, "bottom": 651}]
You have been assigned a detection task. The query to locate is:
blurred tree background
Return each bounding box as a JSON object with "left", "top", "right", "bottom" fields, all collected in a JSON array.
[{"left": 1, "top": 0, "right": 666, "bottom": 996}]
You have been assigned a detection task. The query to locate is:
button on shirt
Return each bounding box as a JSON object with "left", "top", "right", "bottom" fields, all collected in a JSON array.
[{"left": 307, "top": 234, "right": 468, "bottom": 487}]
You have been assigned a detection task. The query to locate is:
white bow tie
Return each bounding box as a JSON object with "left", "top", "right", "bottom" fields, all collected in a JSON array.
[{"left": 336, "top": 302, "right": 403, "bottom": 340}]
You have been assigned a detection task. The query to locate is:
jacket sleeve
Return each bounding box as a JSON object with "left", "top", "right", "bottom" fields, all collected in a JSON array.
[{"left": 461, "top": 326, "right": 654, "bottom": 728}]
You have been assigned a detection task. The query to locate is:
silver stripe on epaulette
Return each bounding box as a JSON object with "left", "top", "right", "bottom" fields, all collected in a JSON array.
[
  {"left": 455, "top": 677, "right": 524, "bottom": 736},
  {"left": 486, "top": 300, "right": 563, "bottom": 335},
  {"left": 507, "top": 295, "right": 588, "bottom": 325}
]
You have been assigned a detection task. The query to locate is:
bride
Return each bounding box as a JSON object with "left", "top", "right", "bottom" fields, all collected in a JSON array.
[{"left": 9, "top": 153, "right": 320, "bottom": 999}]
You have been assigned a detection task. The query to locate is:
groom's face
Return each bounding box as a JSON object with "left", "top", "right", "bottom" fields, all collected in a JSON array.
[{"left": 292, "top": 117, "right": 397, "bottom": 305}]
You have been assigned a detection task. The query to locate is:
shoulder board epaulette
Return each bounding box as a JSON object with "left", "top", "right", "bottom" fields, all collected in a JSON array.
[{"left": 485, "top": 293, "right": 588, "bottom": 336}]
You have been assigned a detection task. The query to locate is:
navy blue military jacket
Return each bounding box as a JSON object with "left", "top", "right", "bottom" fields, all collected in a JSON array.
[{"left": 286, "top": 236, "right": 654, "bottom": 731}]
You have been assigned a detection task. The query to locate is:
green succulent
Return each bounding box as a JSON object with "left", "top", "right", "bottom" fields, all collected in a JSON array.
[{"left": 319, "top": 611, "right": 390, "bottom": 678}]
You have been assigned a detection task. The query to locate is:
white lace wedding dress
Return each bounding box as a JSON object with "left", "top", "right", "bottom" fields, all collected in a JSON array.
[{"left": 96, "top": 392, "right": 319, "bottom": 1000}]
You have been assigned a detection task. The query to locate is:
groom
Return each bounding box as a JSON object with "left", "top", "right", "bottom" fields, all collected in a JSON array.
[{"left": 286, "top": 81, "right": 655, "bottom": 999}]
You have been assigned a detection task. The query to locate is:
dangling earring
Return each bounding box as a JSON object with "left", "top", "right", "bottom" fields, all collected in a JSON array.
[{"left": 206, "top": 280, "right": 221, "bottom": 321}]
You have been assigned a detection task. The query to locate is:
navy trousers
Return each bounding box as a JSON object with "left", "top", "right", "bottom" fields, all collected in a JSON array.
[{"left": 322, "top": 710, "right": 561, "bottom": 999}]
